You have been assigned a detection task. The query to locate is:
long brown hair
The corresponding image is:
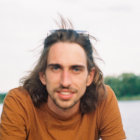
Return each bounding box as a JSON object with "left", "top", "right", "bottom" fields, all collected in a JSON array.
[{"left": 21, "top": 19, "right": 106, "bottom": 114}]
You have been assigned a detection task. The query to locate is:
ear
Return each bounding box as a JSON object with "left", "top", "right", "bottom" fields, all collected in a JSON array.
[
  {"left": 86, "top": 68, "right": 95, "bottom": 86},
  {"left": 39, "top": 72, "right": 46, "bottom": 85}
]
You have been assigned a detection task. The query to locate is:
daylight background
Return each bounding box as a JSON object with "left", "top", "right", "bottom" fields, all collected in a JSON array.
[
  {"left": 0, "top": 0, "right": 140, "bottom": 92},
  {"left": 0, "top": 0, "right": 140, "bottom": 139}
]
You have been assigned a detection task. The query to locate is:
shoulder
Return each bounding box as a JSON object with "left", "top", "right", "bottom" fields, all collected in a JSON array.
[
  {"left": 96, "top": 86, "right": 126, "bottom": 139},
  {"left": 2, "top": 87, "right": 34, "bottom": 125},
  {"left": 0, "top": 87, "right": 33, "bottom": 138},
  {"left": 5, "top": 87, "right": 31, "bottom": 102},
  {"left": 99, "top": 85, "right": 118, "bottom": 105},
  {"left": 105, "top": 85, "right": 117, "bottom": 102},
  {"left": 3, "top": 87, "right": 33, "bottom": 112},
  {"left": 96, "top": 85, "right": 120, "bottom": 120}
]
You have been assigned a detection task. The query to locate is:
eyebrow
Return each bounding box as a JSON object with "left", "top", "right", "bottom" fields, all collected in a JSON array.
[
  {"left": 71, "top": 65, "right": 85, "bottom": 69},
  {"left": 47, "top": 63, "right": 85, "bottom": 69},
  {"left": 47, "top": 64, "right": 61, "bottom": 68}
]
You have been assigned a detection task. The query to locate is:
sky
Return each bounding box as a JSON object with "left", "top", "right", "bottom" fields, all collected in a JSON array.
[{"left": 0, "top": 0, "right": 140, "bottom": 92}]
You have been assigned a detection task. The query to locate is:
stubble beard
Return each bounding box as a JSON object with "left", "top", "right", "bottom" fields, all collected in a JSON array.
[
  {"left": 49, "top": 86, "right": 81, "bottom": 111},
  {"left": 52, "top": 97, "right": 80, "bottom": 111}
]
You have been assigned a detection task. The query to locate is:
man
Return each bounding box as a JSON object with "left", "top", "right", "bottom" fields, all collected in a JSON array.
[{"left": 0, "top": 22, "right": 126, "bottom": 139}]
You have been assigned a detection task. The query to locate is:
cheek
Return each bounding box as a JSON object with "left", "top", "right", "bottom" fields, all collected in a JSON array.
[
  {"left": 73, "top": 76, "right": 88, "bottom": 91},
  {"left": 76, "top": 82, "right": 87, "bottom": 97},
  {"left": 73, "top": 73, "right": 89, "bottom": 84},
  {"left": 45, "top": 72, "right": 61, "bottom": 87}
]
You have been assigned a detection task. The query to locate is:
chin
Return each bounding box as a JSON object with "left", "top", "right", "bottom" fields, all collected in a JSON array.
[{"left": 56, "top": 100, "right": 79, "bottom": 110}]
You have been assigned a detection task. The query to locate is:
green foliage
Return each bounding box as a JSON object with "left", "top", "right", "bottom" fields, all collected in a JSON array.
[
  {"left": 0, "top": 93, "right": 6, "bottom": 104},
  {"left": 104, "top": 73, "right": 140, "bottom": 99},
  {"left": 1, "top": 73, "right": 140, "bottom": 103}
]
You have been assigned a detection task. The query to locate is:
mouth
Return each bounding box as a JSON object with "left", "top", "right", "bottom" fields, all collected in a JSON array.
[
  {"left": 60, "top": 92, "right": 72, "bottom": 95},
  {"left": 57, "top": 91, "right": 75, "bottom": 100}
]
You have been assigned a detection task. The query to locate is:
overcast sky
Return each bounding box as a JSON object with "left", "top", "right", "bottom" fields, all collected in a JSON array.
[{"left": 0, "top": 0, "right": 140, "bottom": 92}]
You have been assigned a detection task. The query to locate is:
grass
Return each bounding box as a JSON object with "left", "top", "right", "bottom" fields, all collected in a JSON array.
[{"left": 118, "top": 95, "right": 140, "bottom": 101}]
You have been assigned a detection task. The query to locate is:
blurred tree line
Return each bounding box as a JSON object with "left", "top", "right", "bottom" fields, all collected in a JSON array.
[
  {"left": 104, "top": 73, "right": 140, "bottom": 99},
  {"left": 0, "top": 73, "right": 140, "bottom": 103},
  {"left": 0, "top": 93, "right": 6, "bottom": 104}
]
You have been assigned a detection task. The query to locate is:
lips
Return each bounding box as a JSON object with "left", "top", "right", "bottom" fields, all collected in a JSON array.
[
  {"left": 57, "top": 90, "right": 74, "bottom": 100},
  {"left": 54, "top": 87, "right": 77, "bottom": 100},
  {"left": 60, "top": 92, "right": 72, "bottom": 95}
]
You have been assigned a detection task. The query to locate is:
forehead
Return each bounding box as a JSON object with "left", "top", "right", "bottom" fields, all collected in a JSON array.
[{"left": 47, "top": 42, "right": 87, "bottom": 66}]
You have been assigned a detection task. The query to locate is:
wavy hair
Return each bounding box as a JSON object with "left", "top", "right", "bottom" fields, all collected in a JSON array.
[{"left": 21, "top": 21, "right": 106, "bottom": 114}]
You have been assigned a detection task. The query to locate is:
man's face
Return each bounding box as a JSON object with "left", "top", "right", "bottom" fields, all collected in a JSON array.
[{"left": 40, "top": 42, "right": 94, "bottom": 111}]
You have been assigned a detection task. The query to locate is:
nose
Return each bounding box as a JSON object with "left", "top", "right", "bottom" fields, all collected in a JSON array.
[{"left": 60, "top": 70, "right": 72, "bottom": 87}]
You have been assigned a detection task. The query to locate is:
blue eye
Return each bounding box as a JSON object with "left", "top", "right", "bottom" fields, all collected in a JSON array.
[
  {"left": 52, "top": 65, "right": 61, "bottom": 71},
  {"left": 73, "top": 67, "right": 80, "bottom": 71},
  {"left": 48, "top": 64, "right": 61, "bottom": 72},
  {"left": 72, "top": 66, "right": 84, "bottom": 73},
  {"left": 53, "top": 65, "right": 60, "bottom": 70}
]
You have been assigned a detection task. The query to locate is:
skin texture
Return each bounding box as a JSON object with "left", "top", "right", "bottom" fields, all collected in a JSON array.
[{"left": 39, "top": 42, "right": 94, "bottom": 118}]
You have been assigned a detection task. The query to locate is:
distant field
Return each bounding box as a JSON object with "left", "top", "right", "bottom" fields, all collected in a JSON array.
[{"left": 118, "top": 95, "right": 140, "bottom": 101}]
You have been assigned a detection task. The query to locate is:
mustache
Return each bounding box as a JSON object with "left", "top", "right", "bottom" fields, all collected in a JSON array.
[{"left": 54, "top": 86, "right": 78, "bottom": 93}]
